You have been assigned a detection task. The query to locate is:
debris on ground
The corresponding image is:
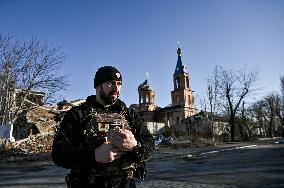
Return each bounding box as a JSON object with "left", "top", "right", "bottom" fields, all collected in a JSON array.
[
  {"left": 0, "top": 133, "right": 54, "bottom": 162},
  {"left": 155, "top": 135, "right": 219, "bottom": 149}
]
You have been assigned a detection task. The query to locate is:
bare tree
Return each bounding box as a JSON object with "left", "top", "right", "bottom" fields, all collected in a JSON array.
[
  {"left": 263, "top": 94, "right": 278, "bottom": 138},
  {"left": 206, "top": 66, "right": 220, "bottom": 138},
  {"left": 280, "top": 75, "right": 284, "bottom": 97},
  {"left": 274, "top": 95, "right": 284, "bottom": 137},
  {"left": 275, "top": 75, "right": 284, "bottom": 137},
  {"left": 237, "top": 101, "right": 250, "bottom": 140},
  {"left": 209, "top": 65, "right": 259, "bottom": 141},
  {"left": 242, "top": 102, "right": 260, "bottom": 140},
  {"left": 250, "top": 93, "right": 282, "bottom": 138},
  {"left": 250, "top": 100, "right": 266, "bottom": 137},
  {"left": 0, "top": 34, "right": 69, "bottom": 125}
]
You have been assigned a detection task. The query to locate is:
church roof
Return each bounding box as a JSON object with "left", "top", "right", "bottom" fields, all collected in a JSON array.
[
  {"left": 138, "top": 79, "right": 153, "bottom": 91},
  {"left": 174, "top": 47, "right": 188, "bottom": 75}
]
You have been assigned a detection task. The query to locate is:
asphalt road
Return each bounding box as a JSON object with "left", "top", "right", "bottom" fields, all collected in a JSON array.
[{"left": 0, "top": 140, "right": 283, "bottom": 188}]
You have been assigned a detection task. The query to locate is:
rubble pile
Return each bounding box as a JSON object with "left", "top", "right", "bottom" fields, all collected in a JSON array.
[
  {"left": 0, "top": 133, "right": 54, "bottom": 162},
  {"left": 4, "top": 133, "right": 54, "bottom": 154},
  {"left": 26, "top": 106, "right": 59, "bottom": 133}
]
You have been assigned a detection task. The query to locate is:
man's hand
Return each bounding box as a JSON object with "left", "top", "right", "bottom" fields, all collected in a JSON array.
[
  {"left": 107, "top": 128, "right": 137, "bottom": 151},
  {"left": 95, "top": 143, "right": 125, "bottom": 163}
]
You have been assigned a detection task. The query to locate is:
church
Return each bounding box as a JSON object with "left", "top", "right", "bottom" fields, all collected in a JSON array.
[{"left": 129, "top": 45, "right": 197, "bottom": 134}]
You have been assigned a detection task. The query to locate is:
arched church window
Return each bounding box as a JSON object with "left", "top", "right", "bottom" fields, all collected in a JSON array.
[
  {"left": 175, "top": 76, "right": 180, "bottom": 89},
  {"left": 150, "top": 95, "right": 154, "bottom": 103},
  {"left": 146, "top": 94, "right": 149, "bottom": 103},
  {"left": 186, "top": 76, "right": 189, "bottom": 88}
]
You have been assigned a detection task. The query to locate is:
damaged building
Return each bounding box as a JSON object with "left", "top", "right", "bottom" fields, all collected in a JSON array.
[
  {"left": 0, "top": 97, "right": 85, "bottom": 154},
  {"left": 13, "top": 106, "right": 59, "bottom": 140},
  {"left": 0, "top": 89, "right": 47, "bottom": 140},
  {"left": 12, "top": 99, "right": 86, "bottom": 140}
]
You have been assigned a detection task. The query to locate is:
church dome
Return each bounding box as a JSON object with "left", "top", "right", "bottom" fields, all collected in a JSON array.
[
  {"left": 138, "top": 79, "right": 152, "bottom": 91},
  {"left": 177, "top": 47, "right": 182, "bottom": 56}
]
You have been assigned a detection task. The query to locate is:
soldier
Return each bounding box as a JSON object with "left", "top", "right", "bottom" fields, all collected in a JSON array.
[{"left": 52, "top": 66, "right": 154, "bottom": 188}]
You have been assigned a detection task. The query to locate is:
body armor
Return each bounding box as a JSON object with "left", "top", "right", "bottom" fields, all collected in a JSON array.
[{"left": 84, "top": 111, "right": 136, "bottom": 176}]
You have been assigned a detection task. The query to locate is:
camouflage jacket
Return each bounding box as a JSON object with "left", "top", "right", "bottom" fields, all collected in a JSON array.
[{"left": 51, "top": 95, "right": 154, "bottom": 176}]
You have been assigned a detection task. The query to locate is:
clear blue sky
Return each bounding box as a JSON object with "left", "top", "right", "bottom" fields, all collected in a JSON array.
[{"left": 1, "top": 0, "right": 284, "bottom": 108}]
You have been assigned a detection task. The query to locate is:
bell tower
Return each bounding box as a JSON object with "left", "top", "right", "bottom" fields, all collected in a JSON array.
[
  {"left": 171, "top": 44, "right": 196, "bottom": 123},
  {"left": 138, "top": 73, "right": 156, "bottom": 111}
]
